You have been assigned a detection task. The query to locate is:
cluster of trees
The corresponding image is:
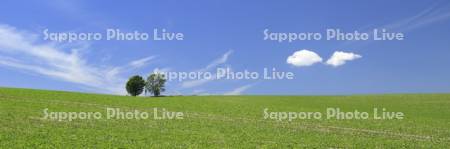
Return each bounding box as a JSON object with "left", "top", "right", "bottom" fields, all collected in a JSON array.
[{"left": 126, "top": 73, "right": 166, "bottom": 97}]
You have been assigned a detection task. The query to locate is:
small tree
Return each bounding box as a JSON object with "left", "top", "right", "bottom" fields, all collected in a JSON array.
[
  {"left": 145, "top": 73, "right": 166, "bottom": 97},
  {"left": 126, "top": 75, "right": 145, "bottom": 96}
]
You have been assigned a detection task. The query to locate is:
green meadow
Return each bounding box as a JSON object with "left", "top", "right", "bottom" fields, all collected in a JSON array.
[{"left": 0, "top": 87, "right": 449, "bottom": 148}]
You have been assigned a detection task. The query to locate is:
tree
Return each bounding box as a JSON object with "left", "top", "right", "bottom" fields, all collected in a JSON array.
[
  {"left": 145, "top": 73, "right": 166, "bottom": 97},
  {"left": 126, "top": 75, "right": 145, "bottom": 96}
]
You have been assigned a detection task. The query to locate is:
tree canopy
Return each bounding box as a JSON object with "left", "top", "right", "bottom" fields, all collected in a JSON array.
[
  {"left": 145, "top": 73, "right": 166, "bottom": 97},
  {"left": 126, "top": 75, "right": 146, "bottom": 96}
]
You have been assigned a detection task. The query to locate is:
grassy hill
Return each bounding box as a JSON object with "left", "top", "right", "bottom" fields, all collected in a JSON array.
[{"left": 0, "top": 87, "right": 449, "bottom": 148}]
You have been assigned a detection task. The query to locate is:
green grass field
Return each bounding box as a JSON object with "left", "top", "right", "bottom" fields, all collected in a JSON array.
[{"left": 0, "top": 87, "right": 449, "bottom": 148}]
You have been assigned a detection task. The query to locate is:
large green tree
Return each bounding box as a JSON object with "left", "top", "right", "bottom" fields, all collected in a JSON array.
[
  {"left": 145, "top": 73, "right": 166, "bottom": 97},
  {"left": 125, "top": 75, "right": 146, "bottom": 96}
]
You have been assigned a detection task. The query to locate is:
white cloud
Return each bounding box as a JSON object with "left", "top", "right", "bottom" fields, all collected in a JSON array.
[
  {"left": 286, "top": 49, "right": 322, "bottom": 67},
  {"left": 325, "top": 51, "right": 362, "bottom": 67},
  {"left": 224, "top": 84, "right": 253, "bottom": 95},
  {"left": 0, "top": 24, "right": 153, "bottom": 94}
]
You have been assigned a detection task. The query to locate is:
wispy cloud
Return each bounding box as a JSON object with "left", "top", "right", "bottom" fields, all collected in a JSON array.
[
  {"left": 0, "top": 24, "right": 153, "bottom": 94},
  {"left": 203, "top": 50, "right": 233, "bottom": 71},
  {"left": 129, "top": 56, "right": 156, "bottom": 69},
  {"left": 181, "top": 50, "right": 233, "bottom": 88},
  {"left": 152, "top": 67, "right": 171, "bottom": 73},
  {"left": 224, "top": 84, "right": 253, "bottom": 95},
  {"left": 192, "top": 89, "right": 211, "bottom": 96},
  {"left": 384, "top": 2, "right": 450, "bottom": 32},
  {"left": 181, "top": 78, "right": 215, "bottom": 88},
  {"left": 344, "top": 2, "right": 450, "bottom": 47}
]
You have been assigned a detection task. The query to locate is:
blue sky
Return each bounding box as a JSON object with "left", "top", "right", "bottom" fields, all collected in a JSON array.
[{"left": 0, "top": 0, "right": 449, "bottom": 95}]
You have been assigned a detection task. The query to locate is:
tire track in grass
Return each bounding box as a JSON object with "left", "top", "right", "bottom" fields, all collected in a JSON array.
[
  {"left": 185, "top": 113, "right": 442, "bottom": 142},
  {"left": 2, "top": 97, "right": 448, "bottom": 143}
]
